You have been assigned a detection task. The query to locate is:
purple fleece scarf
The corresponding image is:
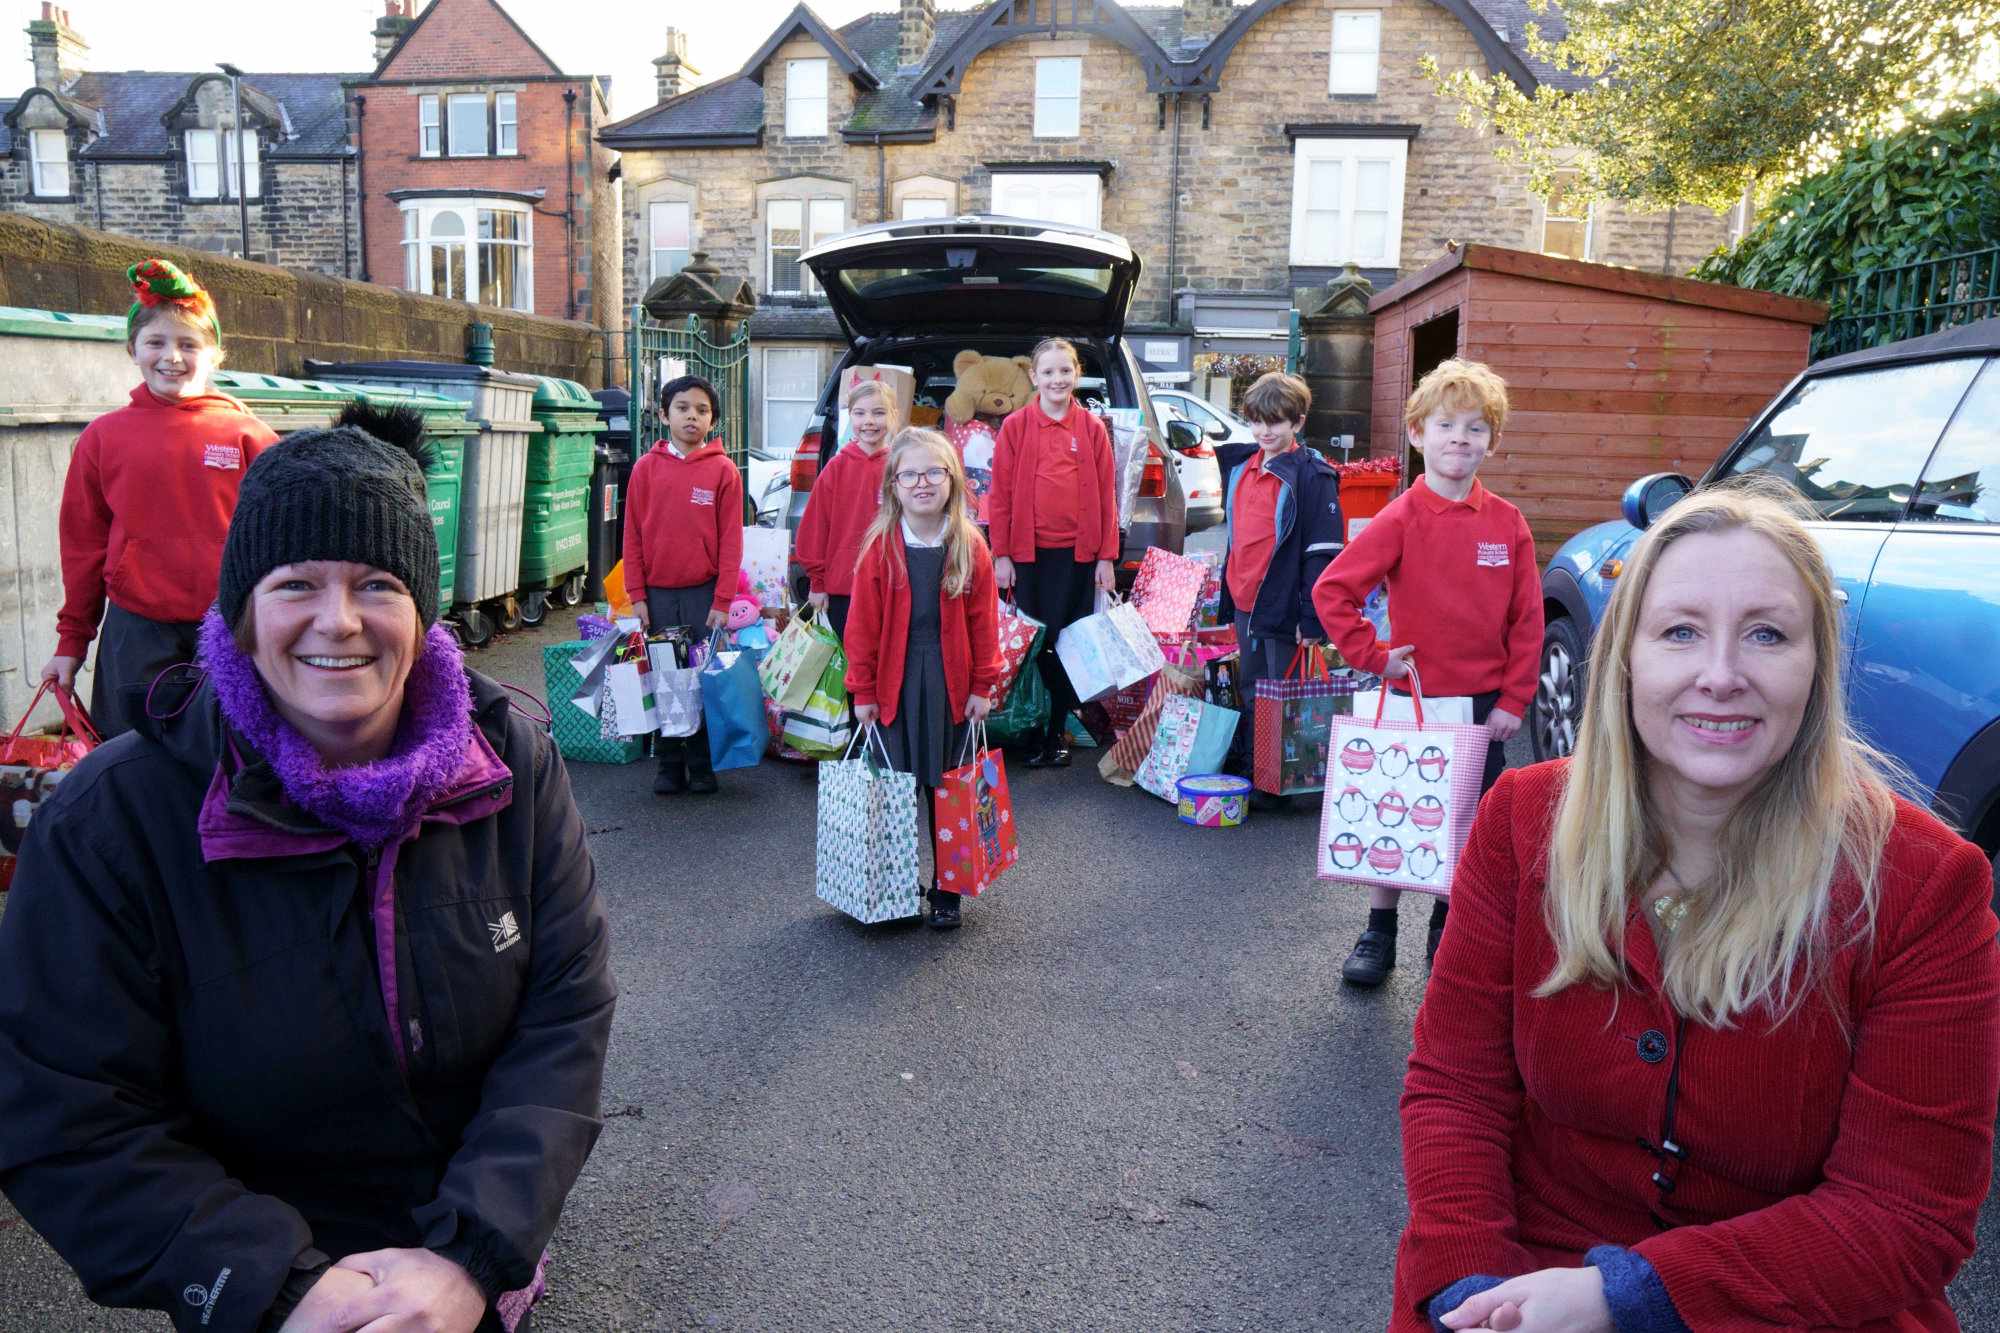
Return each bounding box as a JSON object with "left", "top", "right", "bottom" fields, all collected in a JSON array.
[{"left": 198, "top": 610, "right": 475, "bottom": 849}]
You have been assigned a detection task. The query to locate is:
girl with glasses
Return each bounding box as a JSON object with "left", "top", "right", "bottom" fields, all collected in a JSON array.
[{"left": 844, "top": 429, "right": 1001, "bottom": 930}]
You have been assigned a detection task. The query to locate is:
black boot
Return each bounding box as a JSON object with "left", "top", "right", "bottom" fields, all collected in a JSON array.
[
  {"left": 927, "top": 884, "right": 961, "bottom": 931},
  {"left": 685, "top": 732, "right": 719, "bottom": 794},
  {"left": 1027, "top": 721, "right": 1071, "bottom": 769},
  {"left": 653, "top": 739, "right": 687, "bottom": 796}
]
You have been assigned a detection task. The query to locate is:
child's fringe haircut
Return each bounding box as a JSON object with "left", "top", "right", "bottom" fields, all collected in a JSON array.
[
  {"left": 1403, "top": 358, "right": 1510, "bottom": 434},
  {"left": 856, "top": 428, "right": 984, "bottom": 598}
]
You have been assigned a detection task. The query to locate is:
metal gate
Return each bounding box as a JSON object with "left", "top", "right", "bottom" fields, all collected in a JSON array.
[
  {"left": 1818, "top": 245, "right": 2000, "bottom": 359},
  {"left": 628, "top": 309, "right": 754, "bottom": 521}
]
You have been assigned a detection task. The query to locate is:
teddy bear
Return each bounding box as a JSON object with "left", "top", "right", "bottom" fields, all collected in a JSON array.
[{"left": 942, "top": 350, "right": 1034, "bottom": 524}]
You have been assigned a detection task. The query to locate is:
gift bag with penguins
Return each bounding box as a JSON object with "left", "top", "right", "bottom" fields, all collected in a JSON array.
[{"left": 1315, "top": 670, "right": 1488, "bottom": 897}]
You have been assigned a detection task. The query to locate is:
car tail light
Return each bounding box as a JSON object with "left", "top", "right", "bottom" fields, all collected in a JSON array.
[
  {"left": 789, "top": 418, "right": 824, "bottom": 493},
  {"left": 1139, "top": 442, "right": 1166, "bottom": 498}
]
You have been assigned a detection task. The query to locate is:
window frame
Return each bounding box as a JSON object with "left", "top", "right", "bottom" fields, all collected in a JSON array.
[
  {"left": 649, "top": 200, "right": 693, "bottom": 282},
  {"left": 1288, "top": 137, "right": 1406, "bottom": 268},
  {"left": 1033, "top": 56, "right": 1082, "bottom": 138},
  {"left": 399, "top": 197, "right": 535, "bottom": 312},
  {"left": 1328, "top": 11, "right": 1383, "bottom": 96},
  {"left": 419, "top": 95, "right": 441, "bottom": 157},
  {"left": 762, "top": 346, "right": 821, "bottom": 458},
  {"left": 446, "top": 93, "right": 489, "bottom": 157},
  {"left": 183, "top": 127, "right": 261, "bottom": 201},
  {"left": 989, "top": 171, "right": 1102, "bottom": 229},
  {"left": 28, "top": 127, "right": 69, "bottom": 197},
  {"left": 1540, "top": 168, "right": 1595, "bottom": 261},
  {"left": 495, "top": 92, "right": 517, "bottom": 156},
  {"left": 764, "top": 195, "right": 845, "bottom": 296},
  {"left": 785, "top": 58, "right": 829, "bottom": 139}
]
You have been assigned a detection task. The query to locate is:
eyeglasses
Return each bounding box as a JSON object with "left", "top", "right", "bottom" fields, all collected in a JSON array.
[{"left": 895, "top": 467, "right": 949, "bottom": 488}]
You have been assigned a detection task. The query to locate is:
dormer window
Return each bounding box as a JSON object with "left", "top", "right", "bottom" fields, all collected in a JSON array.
[
  {"left": 28, "top": 128, "right": 69, "bottom": 197},
  {"left": 185, "top": 128, "right": 261, "bottom": 199},
  {"left": 785, "top": 59, "right": 827, "bottom": 138}
]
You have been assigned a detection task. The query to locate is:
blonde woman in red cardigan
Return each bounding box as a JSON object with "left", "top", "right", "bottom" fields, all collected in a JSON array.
[
  {"left": 1399, "top": 478, "right": 2000, "bottom": 1333},
  {"left": 846, "top": 428, "right": 1000, "bottom": 930}
]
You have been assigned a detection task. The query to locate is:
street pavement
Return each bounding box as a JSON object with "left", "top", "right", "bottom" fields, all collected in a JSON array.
[{"left": 6, "top": 618, "right": 2000, "bottom": 1330}]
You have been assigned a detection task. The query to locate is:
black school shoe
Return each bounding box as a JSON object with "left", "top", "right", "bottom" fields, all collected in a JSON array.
[
  {"left": 653, "top": 762, "right": 687, "bottom": 796},
  {"left": 1340, "top": 929, "right": 1396, "bottom": 987},
  {"left": 1026, "top": 736, "right": 1071, "bottom": 768},
  {"left": 927, "top": 887, "right": 962, "bottom": 931}
]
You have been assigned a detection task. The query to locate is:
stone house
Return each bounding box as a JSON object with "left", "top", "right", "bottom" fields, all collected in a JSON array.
[
  {"left": 0, "top": 4, "right": 361, "bottom": 275},
  {"left": 351, "top": 0, "right": 622, "bottom": 326},
  {"left": 599, "top": 0, "right": 1741, "bottom": 457}
]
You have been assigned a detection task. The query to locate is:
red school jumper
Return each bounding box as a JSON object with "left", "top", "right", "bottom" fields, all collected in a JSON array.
[
  {"left": 623, "top": 438, "right": 743, "bottom": 612},
  {"left": 55, "top": 386, "right": 277, "bottom": 658},
  {"left": 844, "top": 530, "right": 1001, "bottom": 726},
  {"left": 1393, "top": 760, "right": 2000, "bottom": 1332},
  {"left": 985, "top": 401, "right": 1118, "bottom": 565},
  {"left": 794, "top": 443, "right": 888, "bottom": 597},
  {"left": 1311, "top": 476, "right": 1541, "bottom": 715}
]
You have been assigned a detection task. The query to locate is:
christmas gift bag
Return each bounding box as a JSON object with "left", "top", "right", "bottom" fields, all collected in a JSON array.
[
  {"left": 604, "top": 660, "right": 659, "bottom": 737},
  {"left": 781, "top": 640, "right": 854, "bottom": 761},
  {"left": 1317, "top": 666, "right": 1488, "bottom": 897},
  {"left": 988, "top": 617, "right": 1052, "bottom": 748},
  {"left": 543, "top": 641, "right": 643, "bottom": 765},
  {"left": 648, "top": 639, "right": 702, "bottom": 740},
  {"left": 1099, "top": 641, "right": 1204, "bottom": 786},
  {"left": 1191, "top": 550, "right": 1226, "bottom": 630},
  {"left": 741, "top": 525, "right": 791, "bottom": 611},
  {"left": 1056, "top": 598, "right": 1166, "bottom": 703},
  {"left": 1253, "top": 646, "right": 1361, "bottom": 796},
  {"left": 816, "top": 726, "right": 923, "bottom": 923},
  {"left": 698, "top": 630, "right": 767, "bottom": 772},
  {"left": 1134, "top": 693, "right": 1240, "bottom": 802},
  {"left": 933, "top": 724, "right": 1018, "bottom": 897},
  {"left": 1, "top": 681, "right": 101, "bottom": 892},
  {"left": 759, "top": 605, "right": 839, "bottom": 711},
  {"left": 991, "top": 597, "right": 1045, "bottom": 706},
  {"left": 1129, "top": 546, "right": 1208, "bottom": 636}
]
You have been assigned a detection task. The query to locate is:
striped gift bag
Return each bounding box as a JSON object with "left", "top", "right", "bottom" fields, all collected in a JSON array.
[{"left": 1097, "top": 641, "right": 1204, "bottom": 787}]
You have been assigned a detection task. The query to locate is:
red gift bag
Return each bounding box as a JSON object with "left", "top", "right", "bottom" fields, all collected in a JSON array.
[
  {"left": 992, "top": 596, "right": 1045, "bottom": 707},
  {"left": 933, "top": 725, "right": 1017, "bottom": 897},
  {"left": 2, "top": 680, "right": 101, "bottom": 891}
]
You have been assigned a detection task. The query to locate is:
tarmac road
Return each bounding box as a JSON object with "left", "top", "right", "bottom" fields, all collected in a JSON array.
[{"left": 5, "top": 619, "right": 2000, "bottom": 1330}]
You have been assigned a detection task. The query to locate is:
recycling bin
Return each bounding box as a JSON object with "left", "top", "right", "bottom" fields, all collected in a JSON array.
[
  {"left": 519, "top": 376, "right": 605, "bottom": 624},
  {"left": 588, "top": 387, "right": 634, "bottom": 604}
]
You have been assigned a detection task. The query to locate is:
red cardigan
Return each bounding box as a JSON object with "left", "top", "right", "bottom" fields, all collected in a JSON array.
[
  {"left": 984, "top": 401, "right": 1118, "bottom": 565},
  {"left": 843, "top": 529, "right": 1001, "bottom": 726},
  {"left": 795, "top": 443, "right": 887, "bottom": 597},
  {"left": 1394, "top": 760, "right": 2000, "bottom": 1332}
]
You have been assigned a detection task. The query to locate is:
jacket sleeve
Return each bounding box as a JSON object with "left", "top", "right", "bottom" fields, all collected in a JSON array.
[
  {"left": 986, "top": 414, "right": 1021, "bottom": 561},
  {"left": 1393, "top": 768, "right": 1539, "bottom": 1312},
  {"left": 1631, "top": 834, "right": 2000, "bottom": 1329},
  {"left": 712, "top": 462, "right": 744, "bottom": 613},
  {"left": 843, "top": 548, "right": 884, "bottom": 709},
  {"left": 1496, "top": 511, "right": 1543, "bottom": 717},
  {"left": 1299, "top": 463, "right": 1344, "bottom": 640},
  {"left": 966, "top": 541, "right": 1000, "bottom": 697},
  {"left": 1092, "top": 416, "right": 1119, "bottom": 563},
  {"left": 622, "top": 454, "right": 651, "bottom": 602},
  {"left": 1311, "top": 501, "right": 1402, "bottom": 677},
  {"left": 54, "top": 425, "right": 113, "bottom": 659},
  {"left": 0, "top": 786, "right": 313, "bottom": 1332},
  {"left": 418, "top": 729, "right": 617, "bottom": 1301},
  {"left": 795, "top": 454, "right": 833, "bottom": 594}
]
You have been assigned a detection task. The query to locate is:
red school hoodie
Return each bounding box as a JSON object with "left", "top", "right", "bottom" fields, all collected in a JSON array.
[
  {"left": 624, "top": 438, "right": 744, "bottom": 612},
  {"left": 794, "top": 442, "right": 888, "bottom": 597},
  {"left": 56, "top": 386, "right": 278, "bottom": 657}
]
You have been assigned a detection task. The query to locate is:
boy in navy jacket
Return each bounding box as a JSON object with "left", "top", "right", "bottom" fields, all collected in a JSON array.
[{"left": 1216, "top": 373, "right": 1343, "bottom": 804}]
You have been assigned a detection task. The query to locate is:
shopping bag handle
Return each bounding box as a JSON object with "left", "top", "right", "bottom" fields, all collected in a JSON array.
[
  {"left": 4, "top": 679, "right": 101, "bottom": 758},
  {"left": 1284, "top": 644, "right": 1329, "bottom": 682},
  {"left": 1370, "top": 660, "right": 1427, "bottom": 727},
  {"left": 954, "top": 716, "right": 993, "bottom": 768}
]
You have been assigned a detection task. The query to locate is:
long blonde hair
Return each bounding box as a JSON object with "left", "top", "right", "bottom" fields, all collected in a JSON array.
[
  {"left": 1538, "top": 476, "right": 1898, "bottom": 1028},
  {"left": 857, "top": 428, "right": 984, "bottom": 597}
]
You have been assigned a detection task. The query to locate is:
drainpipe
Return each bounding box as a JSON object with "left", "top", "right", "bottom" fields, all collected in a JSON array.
[
  {"left": 1166, "top": 91, "right": 1183, "bottom": 304},
  {"left": 354, "top": 94, "right": 369, "bottom": 282},
  {"left": 91, "top": 158, "right": 103, "bottom": 229},
  {"left": 875, "top": 131, "right": 887, "bottom": 221},
  {"left": 1661, "top": 204, "right": 1678, "bottom": 275},
  {"left": 340, "top": 153, "right": 351, "bottom": 277},
  {"left": 564, "top": 86, "right": 577, "bottom": 320}
]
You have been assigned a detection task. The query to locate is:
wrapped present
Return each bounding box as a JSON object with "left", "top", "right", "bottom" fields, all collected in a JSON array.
[
  {"left": 1134, "top": 693, "right": 1241, "bottom": 803},
  {"left": 1099, "top": 642, "right": 1205, "bottom": 786},
  {"left": 1177, "top": 774, "right": 1251, "bottom": 828},
  {"left": 1129, "top": 546, "right": 1209, "bottom": 636},
  {"left": 816, "top": 726, "right": 922, "bottom": 923},
  {"left": 934, "top": 726, "right": 1017, "bottom": 897},
  {"left": 991, "top": 597, "right": 1045, "bottom": 707},
  {"left": 943, "top": 417, "right": 1001, "bottom": 526},
  {"left": 1191, "top": 550, "right": 1226, "bottom": 630}
]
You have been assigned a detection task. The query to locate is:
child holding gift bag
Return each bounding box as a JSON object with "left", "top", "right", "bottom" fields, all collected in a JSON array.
[
  {"left": 796, "top": 376, "right": 897, "bottom": 641},
  {"left": 986, "top": 337, "right": 1118, "bottom": 769},
  {"left": 1312, "top": 359, "right": 1542, "bottom": 986},
  {"left": 845, "top": 428, "right": 1001, "bottom": 930},
  {"left": 627, "top": 373, "right": 743, "bottom": 796}
]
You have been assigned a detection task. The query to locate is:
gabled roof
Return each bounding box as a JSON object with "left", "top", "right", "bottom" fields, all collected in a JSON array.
[
  {"left": 1463, "top": 0, "right": 1589, "bottom": 93},
  {"left": 2, "top": 72, "right": 358, "bottom": 159},
  {"left": 369, "top": 0, "right": 566, "bottom": 81},
  {"left": 741, "top": 4, "right": 880, "bottom": 89}
]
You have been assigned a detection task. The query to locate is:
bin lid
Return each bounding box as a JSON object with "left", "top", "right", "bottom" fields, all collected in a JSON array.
[
  {"left": 327, "top": 380, "right": 481, "bottom": 436},
  {"left": 212, "top": 369, "right": 359, "bottom": 407},
  {"left": 302, "top": 358, "right": 541, "bottom": 389},
  {"left": 0, "top": 307, "right": 127, "bottom": 342},
  {"left": 591, "top": 387, "right": 631, "bottom": 432},
  {"left": 531, "top": 375, "right": 597, "bottom": 411}
]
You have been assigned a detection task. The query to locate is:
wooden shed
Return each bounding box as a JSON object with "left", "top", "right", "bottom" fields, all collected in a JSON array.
[{"left": 1368, "top": 245, "right": 1827, "bottom": 560}]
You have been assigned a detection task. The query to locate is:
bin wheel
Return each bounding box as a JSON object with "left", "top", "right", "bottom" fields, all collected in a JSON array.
[
  {"left": 520, "top": 590, "right": 550, "bottom": 627},
  {"left": 498, "top": 597, "right": 523, "bottom": 632},
  {"left": 557, "top": 572, "right": 587, "bottom": 607},
  {"left": 458, "top": 608, "right": 495, "bottom": 649}
]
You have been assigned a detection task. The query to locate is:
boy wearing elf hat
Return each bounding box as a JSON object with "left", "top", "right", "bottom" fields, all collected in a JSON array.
[{"left": 40, "top": 259, "right": 278, "bottom": 737}]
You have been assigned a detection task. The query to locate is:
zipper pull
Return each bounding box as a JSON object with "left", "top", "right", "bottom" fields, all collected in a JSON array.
[{"left": 408, "top": 1017, "right": 423, "bottom": 1053}]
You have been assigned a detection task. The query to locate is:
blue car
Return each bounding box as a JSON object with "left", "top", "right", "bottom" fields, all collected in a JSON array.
[{"left": 1534, "top": 317, "right": 2000, "bottom": 882}]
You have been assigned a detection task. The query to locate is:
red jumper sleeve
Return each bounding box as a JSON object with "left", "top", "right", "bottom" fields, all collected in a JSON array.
[
  {"left": 986, "top": 413, "right": 1024, "bottom": 562},
  {"left": 1496, "top": 511, "right": 1544, "bottom": 717},
  {"left": 795, "top": 454, "right": 835, "bottom": 595},
  {"left": 1310, "top": 503, "right": 1403, "bottom": 678},
  {"left": 622, "top": 454, "right": 652, "bottom": 602},
  {"left": 54, "top": 425, "right": 113, "bottom": 659},
  {"left": 712, "top": 461, "right": 744, "bottom": 613},
  {"left": 965, "top": 542, "right": 1000, "bottom": 696},
  {"left": 843, "top": 547, "right": 885, "bottom": 710},
  {"left": 1092, "top": 415, "right": 1118, "bottom": 564},
  {"left": 1633, "top": 833, "right": 2000, "bottom": 1328},
  {"left": 1392, "top": 767, "right": 1540, "bottom": 1319}
]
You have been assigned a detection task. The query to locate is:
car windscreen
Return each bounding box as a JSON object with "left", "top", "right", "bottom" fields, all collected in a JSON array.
[{"left": 1717, "top": 356, "right": 1984, "bottom": 521}]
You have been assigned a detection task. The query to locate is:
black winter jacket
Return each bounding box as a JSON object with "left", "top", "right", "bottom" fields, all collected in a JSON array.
[
  {"left": 1215, "top": 441, "right": 1345, "bottom": 643},
  {"left": 0, "top": 671, "right": 615, "bottom": 1333}
]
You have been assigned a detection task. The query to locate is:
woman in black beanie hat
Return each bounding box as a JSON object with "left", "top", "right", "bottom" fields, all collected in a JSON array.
[{"left": 0, "top": 405, "right": 615, "bottom": 1333}]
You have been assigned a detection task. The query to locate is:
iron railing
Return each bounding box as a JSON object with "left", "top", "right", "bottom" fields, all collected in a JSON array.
[
  {"left": 627, "top": 309, "right": 754, "bottom": 521},
  {"left": 1818, "top": 245, "right": 2000, "bottom": 358}
]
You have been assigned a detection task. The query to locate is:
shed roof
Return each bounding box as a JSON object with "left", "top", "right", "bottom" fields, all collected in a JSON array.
[{"left": 1369, "top": 244, "right": 1828, "bottom": 326}]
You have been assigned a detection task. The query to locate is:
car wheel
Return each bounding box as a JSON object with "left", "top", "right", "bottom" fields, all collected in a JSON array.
[{"left": 1532, "top": 616, "right": 1586, "bottom": 762}]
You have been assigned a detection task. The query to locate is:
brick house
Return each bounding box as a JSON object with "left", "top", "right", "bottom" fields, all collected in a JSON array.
[
  {"left": 350, "top": 0, "right": 621, "bottom": 326},
  {"left": 0, "top": 4, "right": 360, "bottom": 274},
  {"left": 599, "top": 0, "right": 1741, "bottom": 457}
]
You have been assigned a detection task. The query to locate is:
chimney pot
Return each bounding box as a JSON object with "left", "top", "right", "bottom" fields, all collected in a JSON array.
[{"left": 654, "top": 27, "right": 698, "bottom": 103}]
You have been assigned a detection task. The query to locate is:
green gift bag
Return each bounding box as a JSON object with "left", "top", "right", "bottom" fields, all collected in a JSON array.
[
  {"left": 987, "top": 619, "right": 1052, "bottom": 748},
  {"left": 782, "top": 639, "right": 855, "bottom": 760}
]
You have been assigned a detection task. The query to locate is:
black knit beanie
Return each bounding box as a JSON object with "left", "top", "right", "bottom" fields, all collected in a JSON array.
[{"left": 217, "top": 404, "right": 440, "bottom": 630}]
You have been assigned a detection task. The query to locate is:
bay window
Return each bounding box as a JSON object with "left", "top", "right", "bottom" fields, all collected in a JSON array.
[{"left": 401, "top": 198, "right": 534, "bottom": 311}]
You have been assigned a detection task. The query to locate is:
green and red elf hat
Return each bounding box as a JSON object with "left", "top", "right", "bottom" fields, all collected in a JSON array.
[{"left": 125, "top": 258, "right": 221, "bottom": 344}]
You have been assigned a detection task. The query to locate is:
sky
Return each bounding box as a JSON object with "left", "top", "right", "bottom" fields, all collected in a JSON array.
[{"left": 1, "top": 0, "right": 978, "bottom": 121}]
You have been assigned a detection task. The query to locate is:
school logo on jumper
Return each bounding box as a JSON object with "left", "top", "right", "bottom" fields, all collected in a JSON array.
[
  {"left": 489, "top": 911, "right": 522, "bottom": 953},
  {"left": 690, "top": 486, "right": 717, "bottom": 507},
  {"left": 1476, "top": 541, "right": 1510, "bottom": 567},
  {"left": 201, "top": 443, "right": 242, "bottom": 470}
]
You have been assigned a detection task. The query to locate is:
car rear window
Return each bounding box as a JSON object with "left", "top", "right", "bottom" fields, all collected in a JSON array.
[{"left": 830, "top": 262, "right": 1116, "bottom": 305}]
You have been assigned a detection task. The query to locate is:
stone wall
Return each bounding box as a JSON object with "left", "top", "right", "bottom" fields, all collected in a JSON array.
[{"left": 0, "top": 212, "right": 608, "bottom": 383}]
